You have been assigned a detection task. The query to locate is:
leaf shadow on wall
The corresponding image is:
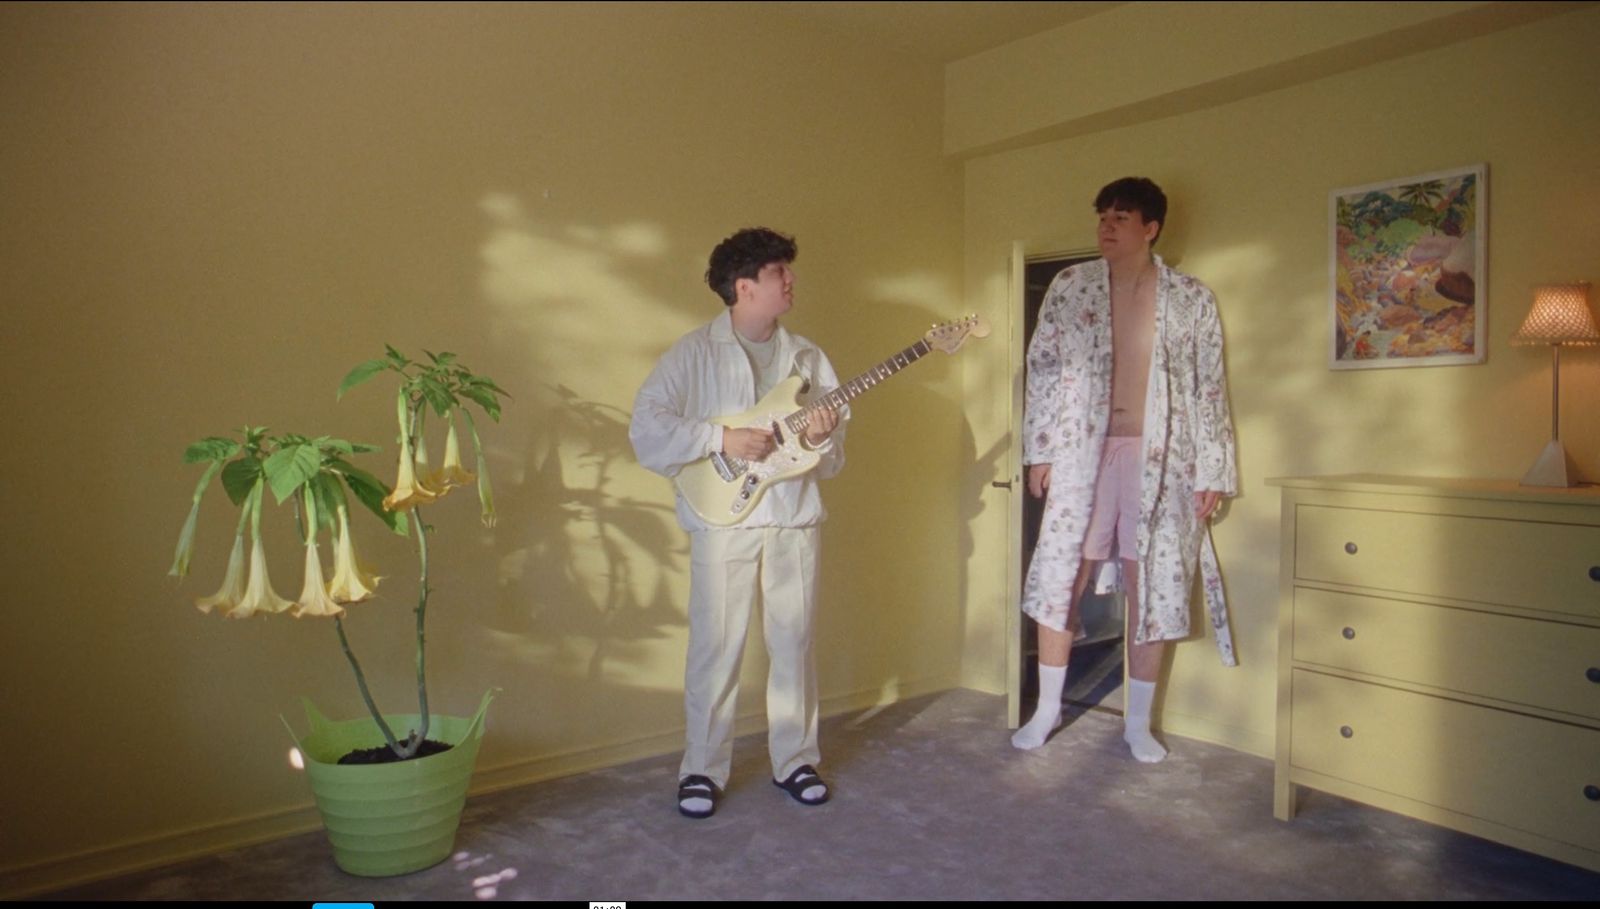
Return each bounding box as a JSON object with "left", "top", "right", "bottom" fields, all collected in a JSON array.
[{"left": 490, "top": 383, "right": 686, "bottom": 684}]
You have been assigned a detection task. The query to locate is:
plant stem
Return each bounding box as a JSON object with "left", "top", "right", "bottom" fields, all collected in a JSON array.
[
  {"left": 410, "top": 397, "right": 432, "bottom": 749},
  {"left": 334, "top": 616, "right": 405, "bottom": 755},
  {"left": 414, "top": 500, "right": 431, "bottom": 746}
]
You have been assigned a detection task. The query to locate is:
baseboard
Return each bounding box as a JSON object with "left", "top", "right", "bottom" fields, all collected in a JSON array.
[
  {"left": 0, "top": 804, "right": 327, "bottom": 901},
  {"left": 0, "top": 672, "right": 958, "bottom": 900},
  {"left": 473, "top": 671, "right": 958, "bottom": 796},
  {"left": 1159, "top": 708, "right": 1272, "bottom": 759}
]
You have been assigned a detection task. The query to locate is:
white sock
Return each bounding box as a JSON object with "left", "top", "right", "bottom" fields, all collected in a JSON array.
[
  {"left": 1012, "top": 663, "right": 1067, "bottom": 750},
  {"left": 1123, "top": 678, "right": 1168, "bottom": 763}
]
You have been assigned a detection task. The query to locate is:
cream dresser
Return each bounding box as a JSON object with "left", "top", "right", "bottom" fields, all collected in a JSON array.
[{"left": 1268, "top": 475, "right": 1600, "bottom": 872}]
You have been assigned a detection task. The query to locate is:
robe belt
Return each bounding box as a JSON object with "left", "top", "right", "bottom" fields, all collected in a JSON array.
[{"left": 1198, "top": 525, "right": 1238, "bottom": 667}]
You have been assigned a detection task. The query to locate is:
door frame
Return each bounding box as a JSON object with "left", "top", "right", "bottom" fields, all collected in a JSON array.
[{"left": 1006, "top": 242, "right": 1099, "bottom": 728}]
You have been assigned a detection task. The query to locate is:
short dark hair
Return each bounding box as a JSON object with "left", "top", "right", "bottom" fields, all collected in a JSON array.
[
  {"left": 706, "top": 227, "right": 797, "bottom": 306},
  {"left": 1094, "top": 177, "right": 1167, "bottom": 244}
]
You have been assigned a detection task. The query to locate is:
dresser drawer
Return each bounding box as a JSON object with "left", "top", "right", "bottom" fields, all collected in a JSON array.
[
  {"left": 1293, "top": 588, "right": 1600, "bottom": 721},
  {"left": 1290, "top": 669, "right": 1600, "bottom": 852},
  {"left": 1294, "top": 505, "right": 1600, "bottom": 619}
]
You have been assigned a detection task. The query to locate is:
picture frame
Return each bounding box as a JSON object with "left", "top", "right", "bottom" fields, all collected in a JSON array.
[{"left": 1330, "top": 164, "right": 1486, "bottom": 369}]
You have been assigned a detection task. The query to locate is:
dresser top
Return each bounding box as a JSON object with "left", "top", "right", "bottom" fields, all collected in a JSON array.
[{"left": 1266, "top": 474, "right": 1600, "bottom": 505}]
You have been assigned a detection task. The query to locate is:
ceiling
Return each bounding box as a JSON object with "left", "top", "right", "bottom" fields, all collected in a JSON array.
[{"left": 765, "top": 1, "right": 1126, "bottom": 64}]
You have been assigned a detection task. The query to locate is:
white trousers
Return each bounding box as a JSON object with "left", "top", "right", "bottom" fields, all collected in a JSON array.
[{"left": 680, "top": 525, "right": 821, "bottom": 788}]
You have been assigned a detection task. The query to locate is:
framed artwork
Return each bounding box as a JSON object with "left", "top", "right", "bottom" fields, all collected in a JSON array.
[{"left": 1330, "top": 164, "right": 1486, "bottom": 369}]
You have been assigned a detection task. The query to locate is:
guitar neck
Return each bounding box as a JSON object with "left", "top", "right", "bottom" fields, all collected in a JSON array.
[{"left": 783, "top": 339, "right": 932, "bottom": 434}]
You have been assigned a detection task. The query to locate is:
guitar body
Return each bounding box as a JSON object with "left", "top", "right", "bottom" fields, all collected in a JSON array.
[{"left": 675, "top": 376, "right": 819, "bottom": 527}]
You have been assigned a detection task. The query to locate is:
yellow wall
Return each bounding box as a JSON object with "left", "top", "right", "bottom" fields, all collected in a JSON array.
[
  {"left": 0, "top": 2, "right": 965, "bottom": 894},
  {"left": 958, "top": 5, "right": 1600, "bottom": 755}
]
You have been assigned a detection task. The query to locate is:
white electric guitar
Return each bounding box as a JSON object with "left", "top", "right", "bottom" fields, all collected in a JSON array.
[{"left": 675, "top": 315, "right": 990, "bottom": 526}]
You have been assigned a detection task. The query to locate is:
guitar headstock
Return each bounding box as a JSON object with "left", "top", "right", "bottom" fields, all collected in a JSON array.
[{"left": 925, "top": 314, "right": 991, "bottom": 354}]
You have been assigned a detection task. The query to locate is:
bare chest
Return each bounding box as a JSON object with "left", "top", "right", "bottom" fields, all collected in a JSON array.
[{"left": 1108, "top": 277, "right": 1157, "bottom": 431}]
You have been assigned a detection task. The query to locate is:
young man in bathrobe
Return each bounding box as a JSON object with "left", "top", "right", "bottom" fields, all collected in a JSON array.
[
  {"left": 1013, "top": 178, "right": 1238, "bottom": 761},
  {"left": 631, "top": 227, "right": 845, "bottom": 816}
]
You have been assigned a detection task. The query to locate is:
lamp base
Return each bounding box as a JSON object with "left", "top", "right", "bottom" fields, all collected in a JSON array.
[{"left": 1520, "top": 439, "right": 1579, "bottom": 487}]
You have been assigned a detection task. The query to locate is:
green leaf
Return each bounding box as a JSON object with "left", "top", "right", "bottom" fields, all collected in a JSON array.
[
  {"left": 459, "top": 385, "right": 502, "bottom": 422},
  {"left": 384, "top": 344, "right": 411, "bottom": 368},
  {"left": 263, "top": 443, "right": 323, "bottom": 504},
  {"left": 319, "top": 437, "right": 356, "bottom": 455},
  {"left": 419, "top": 376, "right": 456, "bottom": 416},
  {"left": 348, "top": 442, "right": 380, "bottom": 453},
  {"left": 331, "top": 458, "right": 409, "bottom": 536},
  {"left": 221, "top": 458, "right": 262, "bottom": 507},
  {"left": 338, "top": 359, "right": 389, "bottom": 400},
  {"left": 184, "top": 437, "right": 241, "bottom": 464},
  {"left": 463, "top": 374, "right": 510, "bottom": 397},
  {"left": 428, "top": 351, "right": 458, "bottom": 366},
  {"left": 242, "top": 426, "right": 270, "bottom": 455}
]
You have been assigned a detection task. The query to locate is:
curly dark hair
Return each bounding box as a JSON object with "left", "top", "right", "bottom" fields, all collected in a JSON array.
[
  {"left": 1094, "top": 177, "right": 1168, "bottom": 244},
  {"left": 706, "top": 227, "right": 798, "bottom": 306}
]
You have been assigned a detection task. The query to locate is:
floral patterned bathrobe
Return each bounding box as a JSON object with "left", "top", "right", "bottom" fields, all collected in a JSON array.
[{"left": 1022, "top": 256, "right": 1239, "bottom": 666}]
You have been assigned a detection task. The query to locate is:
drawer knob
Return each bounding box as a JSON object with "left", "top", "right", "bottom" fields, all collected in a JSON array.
[
  {"left": 1342, "top": 627, "right": 1356, "bottom": 640},
  {"left": 1588, "top": 667, "right": 1600, "bottom": 684},
  {"left": 1590, "top": 566, "right": 1600, "bottom": 582},
  {"left": 1340, "top": 725, "right": 1354, "bottom": 739},
  {"left": 1344, "top": 542, "right": 1358, "bottom": 555},
  {"left": 1586, "top": 785, "right": 1600, "bottom": 802}
]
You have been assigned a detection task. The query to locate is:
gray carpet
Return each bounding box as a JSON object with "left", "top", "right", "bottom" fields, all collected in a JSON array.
[{"left": 44, "top": 689, "right": 1600, "bottom": 901}]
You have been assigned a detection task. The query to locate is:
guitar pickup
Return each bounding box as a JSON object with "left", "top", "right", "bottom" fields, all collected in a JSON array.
[
  {"left": 769, "top": 420, "right": 785, "bottom": 447},
  {"left": 710, "top": 452, "right": 741, "bottom": 483}
]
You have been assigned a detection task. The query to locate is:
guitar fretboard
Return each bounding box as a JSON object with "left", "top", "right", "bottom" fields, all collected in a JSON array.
[{"left": 783, "top": 339, "right": 932, "bottom": 434}]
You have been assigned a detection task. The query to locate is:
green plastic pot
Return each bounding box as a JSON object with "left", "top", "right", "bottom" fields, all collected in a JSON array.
[{"left": 284, "top": 690, "right": 493, "bottom": 877}]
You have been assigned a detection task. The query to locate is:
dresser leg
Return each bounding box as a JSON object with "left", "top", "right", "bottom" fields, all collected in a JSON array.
[{"left": 1274, "top": 776, "right": 1297, "bottom": 820}]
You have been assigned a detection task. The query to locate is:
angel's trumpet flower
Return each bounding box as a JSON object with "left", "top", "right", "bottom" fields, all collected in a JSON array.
[
  {"left": 231, "top": 535, "right": 296, "bottom": 619},
  {"left": 427, "top": 416, "right": 476, "bottom": 491},
  {"left": 230, "top": 486, "right": 294, "bottom": 619},
  {"left": 293, "top": 540, "right": 345, "bottom": 618},
  {"left": 383, "top": 394, "right": 438, "bottom": 512},
  {"left": 462, "top": 409, "right": 497, "bottom": 528},
  {"left": 291, "top": 490, "right": 345, "bottom": 618},
  {"left": 326, "top": 504, "right": 379, "bottom": 604},
  {"left": 411, "top": 423, "right": 443, "bottom": 495},
  {"left": 169, "top": 461, "right": 223, "bottom": 579},
  {"left": 195, "top": 517, "right": 248, "bottom": 615}
]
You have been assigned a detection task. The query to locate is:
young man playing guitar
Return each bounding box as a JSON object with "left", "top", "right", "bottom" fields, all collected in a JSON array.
[{"left": 630, "top": 227, "right": 844, "bottom": 818}]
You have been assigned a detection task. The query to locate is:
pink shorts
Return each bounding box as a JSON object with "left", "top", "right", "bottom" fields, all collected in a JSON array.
[{"left": 1082, "top": 436, "right": 1142, "bottom": 561}]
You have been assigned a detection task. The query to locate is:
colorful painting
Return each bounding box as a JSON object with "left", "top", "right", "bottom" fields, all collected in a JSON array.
[{"left": 1330, "top": 164, "right": 1486, "bottom": 369}]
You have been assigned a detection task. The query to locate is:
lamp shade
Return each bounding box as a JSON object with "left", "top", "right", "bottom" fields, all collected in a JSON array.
[{"left": 1511, "top": 282, "right": 1599, "bottom": 346}]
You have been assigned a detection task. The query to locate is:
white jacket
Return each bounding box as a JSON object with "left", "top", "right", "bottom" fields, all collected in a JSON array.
[{"left": 631, "top": 310, "right": 847, "bottom": 532}]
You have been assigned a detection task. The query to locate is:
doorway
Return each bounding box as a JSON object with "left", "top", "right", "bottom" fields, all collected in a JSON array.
[{"left": 1017, "top": 253, "right": 1126, "bottom": 720}]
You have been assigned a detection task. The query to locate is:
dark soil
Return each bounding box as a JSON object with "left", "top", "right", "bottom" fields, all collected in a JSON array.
[{"left": 337, "top": 739, "right": 455, "bottom": 764}]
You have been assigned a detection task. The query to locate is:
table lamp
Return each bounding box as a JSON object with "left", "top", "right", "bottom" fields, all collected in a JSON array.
[{"left": 1510, "top": 281, "right": 1598, "bottom": 486}]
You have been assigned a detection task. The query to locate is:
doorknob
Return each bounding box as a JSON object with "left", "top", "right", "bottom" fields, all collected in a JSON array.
[{"left": 991, "top": 480, "right": 1013, "bottom": 489}]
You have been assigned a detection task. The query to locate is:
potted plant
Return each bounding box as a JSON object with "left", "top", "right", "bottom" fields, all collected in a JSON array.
[{"left": 168, "top": 346, "right": 507, "bottom": 876}]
